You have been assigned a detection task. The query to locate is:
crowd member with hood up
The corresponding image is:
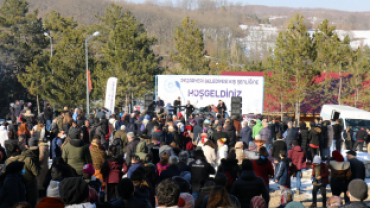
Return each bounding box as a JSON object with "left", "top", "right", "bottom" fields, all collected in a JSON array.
[
  {"left": 288, "top": 140, "right": 306, "bottom": 194},
  {"left": 328, "top": 150, "right": 351, "bottom": 203},
  {"left": 251, "top": 147, "right": 274, "bottom": 191},
  {"left": 59, "top": 177, "right": 96, "bottom": 208},
  {"left": 223, "top": 120, "right": 237, "bottom": 149},
  {"left": 231, "top": 159, "right": 269, "bottom": 208},
  {"left": 0, "top": 161, "right": 26, "bottom": 208},
  {"left": 62, "top": 128, "right": 92, "bottom": 175},
  {"left": 101, "top": 145, "right": 127, "bottom": 201},
  {"left": 252, "top": 120, "right": 263, "bottom": 139},
  {"left": 217, "top": 151, "right": 240, "bottom": 192},
  {"left": 37, "top": 139, "right": 50, "bottom": 193},
  {"left": 6, "top": 138, "right": 40, "bottom": 208},
  {"left": 309, "top": 121, "right": 321, "bottom": 159}
]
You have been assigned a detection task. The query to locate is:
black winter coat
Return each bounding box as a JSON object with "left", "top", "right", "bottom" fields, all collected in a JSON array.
[
  {"left": 126, "top": 138, "right": 140, "bottom": 166},
  {"left": 212, "top": 131, "right": 229, "bottom": 145},
  {"left": 189, "top": 158, "right": 215, "bottom": 192},
  {"left": 157, "top": 165, "right": 180, "bottom": 184},
  {"left": 332, "top": 124, "right": 343, "bottom": 141},
  {"left": 272, "top": 140, "right": 287, "bottom": 161},
  {"left": 348, "top": 157, "right": 366, "bottom": 180},
  {"left": 309, "top": 127, "right": 322, "bottom": 146},
  {"left": 112, "top": 138, "right": 123, "bottom": 158},
  {"left": 230, "top": 170, "right": 269, "bottom": 208},
  {"left": 0, "top": 174, "right": 26, "bottom": 208},
  {"left": 223, "top": 125, "right": 237, "bottom": 148},
  {"left": 299, "top": 128, "right": 309, "bottom": 151},
  {"left": 44, "top": 107, "right": 53, "bottom": 120}
]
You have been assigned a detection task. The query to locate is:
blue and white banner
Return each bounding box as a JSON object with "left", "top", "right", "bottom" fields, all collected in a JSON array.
[
  {"left": 156, "top": 75, "right": 264, "bottom": 114},
  {"left": 104, "top": 77, "right": 118, "bottom": 116}
]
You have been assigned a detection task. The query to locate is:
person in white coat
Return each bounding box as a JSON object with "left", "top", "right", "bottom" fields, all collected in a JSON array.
[
  {"left": 216, "top": 138, "right": 228, "bottom": 165},
  {"left": 202, "top": 140, "right": 217, "bottom": 167},
  {"left": 0, "top": 122, "right": 9, "bottom": 149}
]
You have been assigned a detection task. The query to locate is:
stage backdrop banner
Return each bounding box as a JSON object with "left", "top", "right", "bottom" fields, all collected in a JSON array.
[
  {"left": 156, "top": 75, "right": 264, "bottom": 114},
  {"left": 104, "top": 77, "right": 118, "bottom": 116}
]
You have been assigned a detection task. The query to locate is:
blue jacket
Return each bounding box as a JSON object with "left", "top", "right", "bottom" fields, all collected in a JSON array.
[
  {"left": 240, "top": 126, "right": 252, "bottom": 145},
  {"left": 152, "top": 131, "right": 165, "bottom": 143},
  {"left": 51, "top": 137, "right": 64, "bottom": 159},
  {"left": 127, "top": 163, "right": 142, "bottom": 179},
  {"left": 275, "top": 157, "right": 290, "bottom": 186},
  {"left": 285, "top": 128, "right": 299, "bottom": 148}
]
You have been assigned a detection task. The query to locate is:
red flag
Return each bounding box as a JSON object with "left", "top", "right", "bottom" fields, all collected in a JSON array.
[{"left": 87, "top": 70, "right": 92, "bottom": 93}]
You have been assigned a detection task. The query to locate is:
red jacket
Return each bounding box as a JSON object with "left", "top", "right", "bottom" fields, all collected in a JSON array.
[
  {"left": 288, "top": 146, "right": 306, "bottom": 171},
  {"left": 36, "top": 197, "right": 64, "bottom": 208},
  {"left": 311, "top": 163, "right": 329, "bottom": 185},
  {"left": 251, "top": 158, "right": 274, "bottom": 186}
]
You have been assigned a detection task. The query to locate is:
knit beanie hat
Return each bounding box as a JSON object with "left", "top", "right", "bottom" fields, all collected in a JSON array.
[
  {"left": 186, "top": 142, "right": 194, "bottom": 151},
  {"left": 177, "top": 112, "right": 183, "bottom": 118},
  {"left": 250, "top": 196, "right": 266, "bottom": 208},
  {"left": 69, "top": 128, "right": 80, "bottom": 140},
  {"left": 178, "top": 193, "right": 194, "bottom": 208},
  {"left": 47, "top": 181, "right": 60, "bottom": 197},
  {"left": 312, "top": 155, "right": 321, "bottom": 164},
  {"left": 332, "top": 150, "right": 344, "bottom": 162},
  {"left": 59, "top": 177, "right": 89, "bottom": 204},
  {"left": 217, "top": 138, "right": 226, "bottom": 145},
  {"left": 348, "top": 179, "right": 368, "bottom": 200},
  {"left": 82, "top": 164, "right": 95, "bottom": 176}
]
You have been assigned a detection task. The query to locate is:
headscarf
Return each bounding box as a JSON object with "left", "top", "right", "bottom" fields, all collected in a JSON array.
[
  {"left": 250, "top": 196, "right": 266, "bottom": 208},
  {"left": 332, "top": 150, "right": 344, "bottom": 162}
]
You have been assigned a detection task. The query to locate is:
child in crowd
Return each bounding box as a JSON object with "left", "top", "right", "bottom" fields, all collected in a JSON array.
[
  {"left": 131, "top": 167, "right": 151, "bottom": 204},
  {"left": 82, "top": 163, "right": 102, "bottom": 202},
  {"left": 275, "top": 150, "right": 290, "bottom": 191}
]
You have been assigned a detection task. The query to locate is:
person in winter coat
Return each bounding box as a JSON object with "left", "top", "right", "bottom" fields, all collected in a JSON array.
[
  {"left": 332, "top": 119, "right": 343, "bottom": 151},
  {"left": 6, "top": 140, "right": 40, "bottom": 208},
  {"left": 37, "top": 140, "right": 50, "bottom": 192},
  {"left": 36, "top": 180, "right": 64, "bottom": 208},
  {"left": 340, "top": 179, "right": 369, "bottom": 208},
  {"left": 62, "top": 128, "right": 92, "bottom": 175},
  {"left": 157, "top": 156, "right": 181, "bottom": 184},
  {"left": 202, "top": 140, "right": 217, "bottom": 166},
  {"left": 231, "top": 115, "right": 242, "bottom": 134},
  {"left": 328, "top": 150, "right": 351, "bottom": 203},
  {"left": 62, "top": 115, "right": 72, "bottom": 137},
  {"left": 158, "top": 141, "right": 176, "bottom": 157},
  {"left": 299, "top": 122, "right": 309, "bottom": 153},
  {"left": 156, "top": 152, "right": 170, "bottom": 176},
  {"left": 346, "top": 150, "right": 365, "bottom": 180},
  {"left": 89, "top": 137, "right": 106, "bottom": 190},
  {"left": 59, "top": 177, "right": 96, "bottom": 208},
  {"left": 223, "top": 120, "right": 237, "bottom": 149},
  {"left": 126, "top": 132, "right": 140, "bottom": 166},
  {"left": 0, "top": 161, "right": 26, "bottom": 208},
  {"left": 230, "top": 159, "right": 269, "bottom": 208},
  {"left": 217, "top": 152, "right": 240, "bottom": 192},
  {"left": 213, "top": 126, "right": 229, "bottom": 145},
  {"left": 252, "top": 120, "right": 263, "bottom": 139},
  {"left": 285, "top": 121, "right": 299, "bottom": 151},
  {"left": 135, "top": 141, "right": 148, "bottom": 161},
  {"left": 101, "top": 145, "right": 127, "bottom": 201},
  {"left": 147, "top": 137, "right": 160, "bottom": 164},
  {"left": 275, "top": 150, "right": 290, "bottom": 190},
  {"left": 272, "top": 133, "right": 287, "bottom": 162},
  {"left": 216, "top": 138, "right": 228, "bottom": 164},
  {"left": 309, "top": 121, "right": 321, "bottom": 158},
  {"left": 110, "top": 178, "right": 152, "bottom": 208},
  {"left": 343, "top": 126, "right": 354, "bottom": 150},
  {"left": 287, "top": 140, "right": 306, "bottom": 194},
  {"left": 259, "top": 120, "right": 272, "bottom": 150},
  {"left": 240, "top": 121, "right": 252, "bottom": 148},
  {"left": 192, "top": 120, "right": 203, "bottom": 144},
  {"left": 189, "top": 150, "right": 215, "bottom": 200},
  {"left": 268, "top": 118, "right": 276, "bottom": 143},
  {"left": 51, "top": 131, "right": 66, "bottom": 159},
  {"left": 353, "top": 127, "right": 367, "bottom": 151},
  {"left": 113, "top": 125, "right": 127, "bottom": 153},
  {"left": 251, "top": 147, "right": 274, "bottom": 190},
  {"left": 327, "top": 121, "right": 334, "bottom": 153},
  {"left": 309, "top": 155, "right": 329, "bottom": 208},
  {"left": 152, "top": 125, "right": 165, "bottom": 143}
]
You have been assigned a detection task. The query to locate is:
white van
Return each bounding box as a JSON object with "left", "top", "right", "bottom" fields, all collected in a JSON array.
[{"left": 320, "top": 104, "right": 370, "bottom": 132}]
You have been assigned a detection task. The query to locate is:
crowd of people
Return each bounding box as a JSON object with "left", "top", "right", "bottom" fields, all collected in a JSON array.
[{"left": 0, "top": 100, "right": 369, "bottom": 208}]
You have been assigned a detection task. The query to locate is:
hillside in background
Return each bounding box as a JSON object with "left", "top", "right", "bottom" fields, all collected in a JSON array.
[{"left": 2, "top": 0, "right": 369, "bottom": 64}]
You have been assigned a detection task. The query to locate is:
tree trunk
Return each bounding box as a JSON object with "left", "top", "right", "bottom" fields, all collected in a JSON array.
[
  {"left": 37, "top": 94, "right": 40, "bottom": 114},
  {"left": 338, "top": 70, "right": 342, "bottom": 105},
  {"left": 281, "top": 101, "right": 284, "bottom": 121},
  {"left": 295, "top": 101, "right": 300, "bottom": 127},
  {"left": 125, "top": 94, "right": 128, "bottom": 114}
]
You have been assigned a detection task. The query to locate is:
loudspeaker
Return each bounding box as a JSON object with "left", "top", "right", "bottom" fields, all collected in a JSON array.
[
  {"left": 144, "top": 94, "right": 155, "bottom": 112},
  {"left": 231, "top": 96, "right": 242, "bottom": 117}
]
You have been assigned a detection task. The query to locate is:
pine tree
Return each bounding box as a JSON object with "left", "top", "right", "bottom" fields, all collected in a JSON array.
[
  {"left": 97, "top": 4, "right": 161, "bottom": 110},
  {"left": 170, "top": 16, "right": 211, "bottom": 75},
  {"left": 272, "top": 14, "right": 317, "bottom": 125},
  {"left": 48, "top": 28, "right": 96, "bottom": 108},
  {"left": 0, "top": 0, "right": 48, "bottom": 104}
]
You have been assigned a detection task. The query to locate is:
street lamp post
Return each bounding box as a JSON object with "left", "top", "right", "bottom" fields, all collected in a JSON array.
[
  {"left": 85, "top": 31, "right": 100, "bottom": 115},
  {"left": 44, "top": 32, "right": 53, "bottom": 74}
]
